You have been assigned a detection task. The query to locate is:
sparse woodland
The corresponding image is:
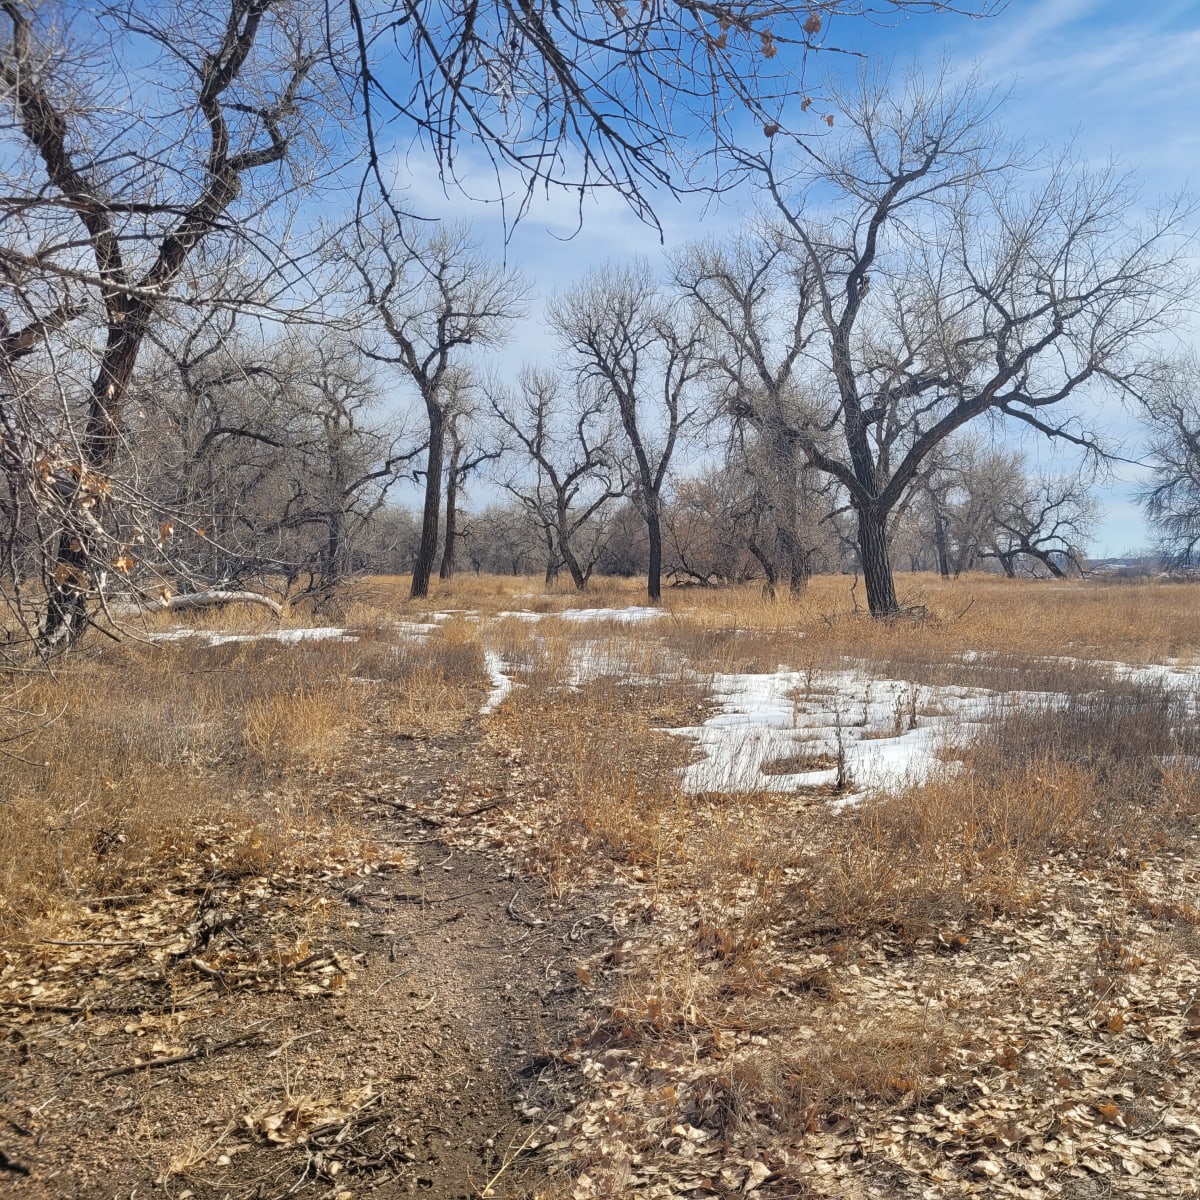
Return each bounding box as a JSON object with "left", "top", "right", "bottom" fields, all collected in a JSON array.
[{"left": 3, "top": 2, "right": 1200, "bottom": 1198}]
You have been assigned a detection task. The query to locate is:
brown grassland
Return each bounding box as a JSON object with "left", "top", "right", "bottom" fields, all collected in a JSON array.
[{"left": 3, "top": 572, "right": 1200, "bottom": 1199}]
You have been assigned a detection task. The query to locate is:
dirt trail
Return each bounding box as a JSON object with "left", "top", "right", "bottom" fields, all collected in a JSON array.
[
  {"left": 1, "top": 727, "right": 582, "bottom": 1200},
  {"left": 328, "top": 824, "right": 573, "bottom": 1199}
]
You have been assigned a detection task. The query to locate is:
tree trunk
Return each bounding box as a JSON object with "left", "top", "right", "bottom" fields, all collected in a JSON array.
[
  {"left": 932, "top": 505, "right": 951, "bottom": 578},
  {"left": 856, "top": 505, "right": 899, "bottom": 617},
  {"left": 646, "top": 494, "right": 663, "bottom": 602},
  {"left": 411, "top": 404, "right": 444, "bottom": 600},
  {"left": 556, "top": 505, "right": 587, "bottom": 590},
  {"left": 1036, "top": 550, "right": 1066, "bottom": 579},
  {"left": 438, "top": 434, "right": 461, "bottom": 581},
  {"left": 323, "top": 505, "right": 344, "bottom": 591},
  {"left": 748, "top": 538, "right": 778, "bottom": 600}
]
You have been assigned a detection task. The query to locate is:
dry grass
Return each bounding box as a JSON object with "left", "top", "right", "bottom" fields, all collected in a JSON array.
[
  {"left": 420, "top": 571, "right": 1200, "bottom": 1191},
  {"left": 0, "top": 612, "right": 488, "bottom": 930},
  {"left": 9, "top": 569, "right": 1200, "bottom": 1193}
]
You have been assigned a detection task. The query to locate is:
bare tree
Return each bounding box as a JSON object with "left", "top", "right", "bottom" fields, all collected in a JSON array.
[
  {"left": 736, "top": 65, "right": 1192, "bottom": 615},
  {"left": 438, "top": 378, "right": 501, "bottom": 581},
  {"left": 0, "top": 0, "right": 337, "bottom": 649},
  {"left": 128, "top": 325, "right": 419, "bottom": 594},
  {"left": 550, "top": 262, "right": 703, "bottom": 601},
  {"left": 1139, "top": 359, "right": 1200, "bottom": 567},
  {"left": 662, "top": 466, "right": 765, "bottom": 587},
  {"left": 979, "top": 468, "right": 1096, "bottom": 578},
  {"left": 673, "top": 232, "right": 829, "bottom": 594},
  {"left": 278, "top": 336, "right": 423, "bottom": 593},
  {"left": 491, "top": 366, "right": 623, "bottom": 591},
  {"left": 350, "top": 219, "right": 527, "bottom": 599}
]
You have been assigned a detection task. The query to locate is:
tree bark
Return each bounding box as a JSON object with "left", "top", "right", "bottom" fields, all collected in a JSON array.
[
  {"left": 856, "top": 505, "right": 899, "bottom": 616},
  {"left": 932, "top": 504, "right": 951, "bottom": 579},
  {"left": 438, "top": 431, "right": 461, "bottom": 581},
  {"left": 646, "top": 493, "right": 663, "bottom": 602},
  {"left": 556, "top": 504, "right": 588, "bottom": 590},
  {"left": 748, "top": 537, "right": 778, "bottom": 600},
  {"left": 411, "top": 403, "right": 444, "bottom": 599}
]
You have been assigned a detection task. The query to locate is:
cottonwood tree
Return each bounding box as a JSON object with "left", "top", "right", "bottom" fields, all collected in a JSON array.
[
  {"left": 910, "top": 440, "right": 1023, "bottom": 577},
  {"left": 673, "top": 232, "right": 829, "bottom": 594},
  {"left": 898, "top": 441, "right": 1096, "bottom": 578},
  {"left": 273, "top": 336, "right": 421, "bottom": 592},
  {"left": 0, "top": 0, "right": 337, "bottom": 649},
  {"left": 351, "top": 220, "right": 527, "bottom": 599},
  {"left": 438, "top": 380, "right": 501, "bottom": 581},
  {"left": 463, "top": 503, "right": 547, "bottom": 576},
  {"left": 550, "top": 263, "right": 703, "bottom": 601},
  {"left": 490, "top": 366, "right": 623, "bottom": 590},
  {"left": 979, "top": 467, "right": 1096, "bottom": 578},
  {"left": 129, "top": 326, "right": 418, "bottom": 594},
  {"left": 662, "top": 466, "right": 764, "bottom": 586},
  {"left": 735, "top": 65, "right": 1192, "bottom": 615},
  {"left": 1139, "top": 359, "right": 1200, "bottom": 567}
]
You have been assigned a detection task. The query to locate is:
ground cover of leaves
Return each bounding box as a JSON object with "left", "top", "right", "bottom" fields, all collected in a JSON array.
[
  {"left": 7, "top": 588, "right": 1200, "bottom": 1200},
  {"left": 0, "top": 706, "right": 579, "bottom": 1199},
  {"left": 421, "top": 646, "right": 1200, "bottom": 1200}
]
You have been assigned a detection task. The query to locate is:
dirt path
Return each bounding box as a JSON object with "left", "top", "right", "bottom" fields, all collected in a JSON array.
[{"left": 1, "top": 726, "right": 582, "bottom": 1200}]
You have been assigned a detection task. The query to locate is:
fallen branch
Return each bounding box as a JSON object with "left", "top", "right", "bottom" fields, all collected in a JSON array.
[
  {"left": 454, "top": 796, "right": 509, "bottom": 819},
  {"left": 0, "top": 1148, "right": 31, "bottom": 1177},
  {"left": 41, "top": 937, "right": 171, "bottom": 948},
  {"left": 122, "top": 590, "right": 284, "bottom": 617},
  {"left": 97, "top": 1017, "right": 272, "bottom": 1080}
]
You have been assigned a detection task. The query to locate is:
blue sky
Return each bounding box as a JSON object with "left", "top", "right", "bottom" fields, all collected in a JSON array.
[{"left": 391, "top": 1, "right": 1200, "bottom": 556}]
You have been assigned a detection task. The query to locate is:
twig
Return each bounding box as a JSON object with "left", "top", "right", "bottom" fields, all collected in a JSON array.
[
  {"left": 507, "top": 888, "right": 544, "bottom": 928},
  {"left": 390, "top": 887, "right": 488, "bottom": 905},
  {"left": 266, "top": 1030, "right": 325, "bottom": 1059},
  {"left": 368, "top": 966, "right": 413, "bottom": 995},
  {"left": 97, "top": 1017, "right": 273, "bottom": 1080},
  {"left": 187, "top": 956, "right": 228, "bottom": 987},
  {"left": 369, "top": 796, "right": 414, "bottom": 812},
  {"left": 41, "top": 937, "right": 170, "bottom": 948},
  {"left": 476, "top": 1125, "right": 542, "bottom": 1197},
  {"left": 0, "top": 1148, "right": 31, "bottom": 1177},
  {"left": 454, "top": 796, "right": 509, "bottom": 818}
]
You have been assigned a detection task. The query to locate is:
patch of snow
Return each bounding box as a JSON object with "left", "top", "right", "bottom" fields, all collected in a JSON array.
[
  {"left": 558, "top": 606, "right": 668, "bottom": 624},
  {"left": 669, "top": 668, "right": 998, "bottom": 798},
  {"left": 394, "top": 621, "right": 440, "bottom": 642},
  {"left": 496, "top": 606, "right": 668, "bottom": 624},
  {"left": 480, "top": 649, "right": 514, "bottom": 714}
]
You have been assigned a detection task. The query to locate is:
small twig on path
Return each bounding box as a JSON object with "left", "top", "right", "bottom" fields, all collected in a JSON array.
[
  {"left": 390, "top": 887, "right": 489, "bottom": 905},
  {"left": 507, "top": 888, "right": 544, "bottom": 928},
  {"left": 97, "top": 1017, "right": 273, "bottom": 1080},
  {"left": 0, "top": 1148, "right": 31, "bottom": 1176},
  {"left": 40, "top": 937, "right": 171, "bottom": 948},
  {"left": 455, "top": 796, "right": 509, "bottom": 819},
  {"left": 368, "top": 966, "right": 414, "bottom": 995},
  {"left": 265, "top": 1030, "right": 325, "bottom": 1059},
  {"left": 188, "top": 956, "right": 228, "bottom": 987},
  {"left": 475, "top": 1125, "right": 542, "bottom": 1197}
]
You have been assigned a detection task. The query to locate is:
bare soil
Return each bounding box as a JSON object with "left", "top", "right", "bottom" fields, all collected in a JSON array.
[{"left": 0, "top": 727, "right": 579, "bottom": 1200}]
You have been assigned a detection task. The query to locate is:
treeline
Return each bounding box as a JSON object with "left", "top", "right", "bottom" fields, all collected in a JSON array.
[{"left": 0, "top": 2, "right": 1194, "bottom": 656}]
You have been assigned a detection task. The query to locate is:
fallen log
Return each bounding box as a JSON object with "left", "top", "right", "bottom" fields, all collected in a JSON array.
[{"left": 126, "top": 590, "right": 284, "bottom": 617}]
